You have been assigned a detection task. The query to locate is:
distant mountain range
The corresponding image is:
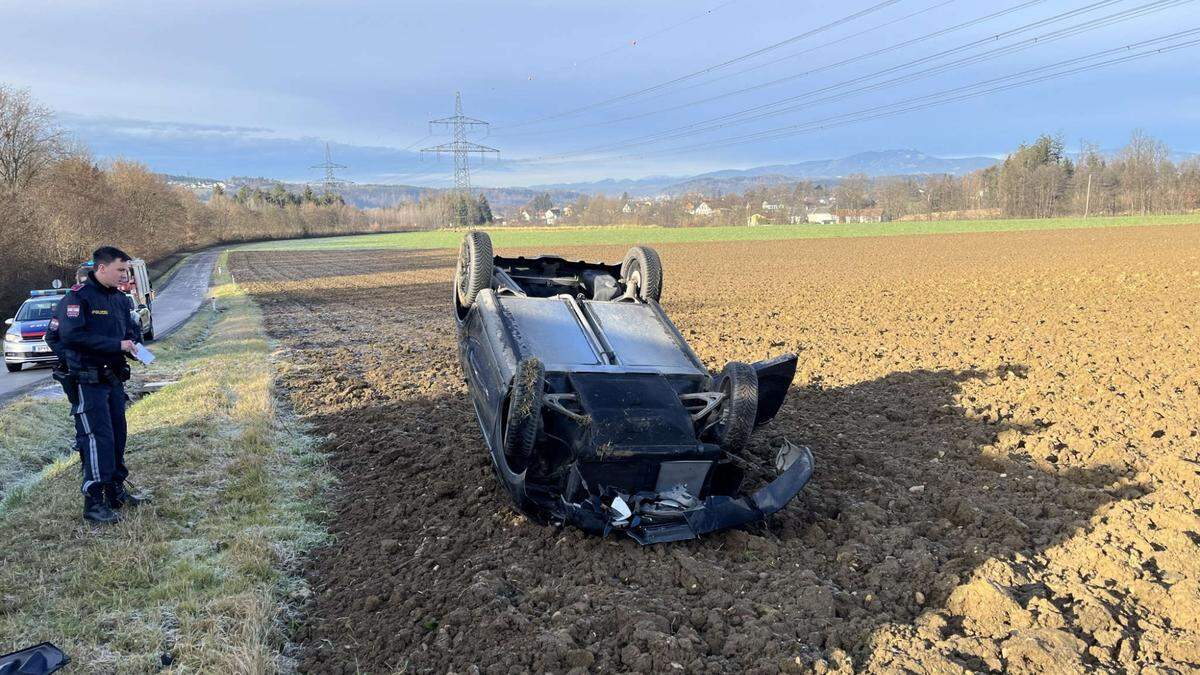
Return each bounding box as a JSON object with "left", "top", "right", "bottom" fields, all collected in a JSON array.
[
  {"left": 165, "top": 149, "right": 1003, "bottom": 209},
  {"left": 530, "top": 149, "right": 1000, "bottom": 197},
  {"left": 166, "top": 176, "right": 585, "bottom": 213}
]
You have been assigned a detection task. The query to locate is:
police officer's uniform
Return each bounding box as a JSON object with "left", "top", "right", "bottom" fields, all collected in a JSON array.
[{"left": 48, "top": 271, "right": 144, "bottom": 522}]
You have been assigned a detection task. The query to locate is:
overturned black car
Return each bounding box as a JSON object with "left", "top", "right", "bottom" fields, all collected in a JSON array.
[{"left": 453, "top": 231, "right": 813, "bottom": 544}]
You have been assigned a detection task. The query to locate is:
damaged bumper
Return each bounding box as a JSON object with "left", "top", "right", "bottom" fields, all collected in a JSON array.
[{"left": 556, "top": 444, "right": 815, "bottom": 545}]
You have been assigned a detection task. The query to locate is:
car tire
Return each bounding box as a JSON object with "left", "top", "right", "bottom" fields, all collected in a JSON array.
[
  {"left": 143, "top": 318, "right": 155, "bottom": 342},
  {"left": 620, "top": 246, "right": 663, "bottom": 302},
  {"left": 5, "top": 363, "right": 20, "bottom": 373},
  {"left": 504, "top": 357, "right": 544, "bottom": 468},
  {"left": 455, "top": 231, "right": 494, "bottom": 310},
  {"left": 715, "top": 361, "right": 758, "bottom": 452}
]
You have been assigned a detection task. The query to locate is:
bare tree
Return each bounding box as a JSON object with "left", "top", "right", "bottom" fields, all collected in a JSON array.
[
  {"left": 0, "top": 85, "right": 64, "bottom": 193},
  {"left": 834, "top": 173, "right": 870, "bottom": 210},
  {"left": 876, "top": 177, "right": 915, "bottom": 219},
  {"left": 1117, "top": 129, "right": 1169, "bottom": 215}
]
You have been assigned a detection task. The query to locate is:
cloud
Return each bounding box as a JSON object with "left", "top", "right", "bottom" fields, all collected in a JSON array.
[
  {"left": 58, "top": 113, "right": 274, "bottom": 138},
  {"left": 57, "top": 113, "right": 477, "bottom": 184}
]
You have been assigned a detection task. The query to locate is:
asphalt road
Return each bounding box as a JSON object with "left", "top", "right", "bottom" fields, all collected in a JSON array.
[{"left": 0, "top": 249, "right": 220, "bottom": 404}]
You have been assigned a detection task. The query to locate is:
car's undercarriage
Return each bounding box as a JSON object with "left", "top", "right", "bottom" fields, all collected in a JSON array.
[{"left": 454, "top": 232, "right": 813, "bottom": 543}]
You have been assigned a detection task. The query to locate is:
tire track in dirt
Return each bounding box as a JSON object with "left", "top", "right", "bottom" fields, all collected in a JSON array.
[{"left": 231, "top": 225, "right": 1200, "bottom": 673}]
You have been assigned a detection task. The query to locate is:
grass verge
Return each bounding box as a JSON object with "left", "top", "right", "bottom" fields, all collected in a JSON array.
[
  {"left": 0, "top": 395, "right": 73, "bottom": 509},
  {"left": 0, "top": 252, "right": 330, "bottom": 671},
  {"left": 236, "top": 214, "right": 1198, "bottom": 253}
]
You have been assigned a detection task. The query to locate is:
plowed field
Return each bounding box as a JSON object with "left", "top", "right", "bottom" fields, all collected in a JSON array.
[{"left": 229, "top": 224, "right": 1200, "bottom": 674}]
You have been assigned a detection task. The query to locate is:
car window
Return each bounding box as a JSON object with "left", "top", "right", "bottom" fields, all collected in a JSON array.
[{"left": 16, "top": 300, "right": 59, "bottom": 321}]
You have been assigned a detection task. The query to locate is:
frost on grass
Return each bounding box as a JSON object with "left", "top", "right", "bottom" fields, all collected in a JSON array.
[{"left": 0, "top": 253, "right": 331, "bottom": 672}]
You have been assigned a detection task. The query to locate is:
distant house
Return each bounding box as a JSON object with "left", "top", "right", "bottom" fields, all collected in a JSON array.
[
  {"left": 807, "top": 211, "right": 836, "bottom": 224},
  {"left": 761, "top": 201, "right": 786, "bottom": 212},
  {"left": 747, "top": 213, "right": 772, "bottom": 226},
  {"left": 691, "top": 202, "right": 715, "bottom": 216},
  {"left": 834, "top": 208, "right": 886, "bottom": 223},
  {"left": 621, "top": 202, "right": 634, "bottom": 214},
  {"left": 562, "top": 205, "right": 575, "bottom": 217},
  {"left": 544, "top": 208, "right": 563, "bottom": 225},
  {"left": 521, "top": 210, "right": 533, "bottom": 222}
]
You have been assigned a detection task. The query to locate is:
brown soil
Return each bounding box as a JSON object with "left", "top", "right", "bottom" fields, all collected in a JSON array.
[{"left": 229, "top": 225, "right": 1200, "bottom": 674}]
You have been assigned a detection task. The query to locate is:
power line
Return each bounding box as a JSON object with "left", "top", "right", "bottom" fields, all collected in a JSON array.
[
  {"left": 588, "top": 29, "right": 1200, "bottom": 162},
  {"left": 421, "top": 92, "right": 499, "bottom": 194},
  {"left": 548, "top": 0, "right": 753, "bottom": 76},
  {"left": 523, "top": 0, "right": 1189, "bottom": 162},
  {"left": 494, "top": 0, "right": 908, "bottom": 131},
  {"left": 401, "top": 133, "right": 434, "bottom": 151},
  {"left": 632, "top": 0, "right": 963, "bottom": 104},
  {"left": 494, "top": 0, "right": 1048, "bottom": 139}
]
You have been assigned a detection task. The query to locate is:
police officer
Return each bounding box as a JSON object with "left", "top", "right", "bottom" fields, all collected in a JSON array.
[{"left": 50, "top": 246, "right": 147, "bottom": 524}]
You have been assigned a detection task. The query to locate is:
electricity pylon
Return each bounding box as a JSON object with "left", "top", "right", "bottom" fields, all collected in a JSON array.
[
  {"left": 422, "top": 92, "right": 498, "bottom": 194},
  {"left": 310, "top": 142, "right": 349, "bottom": 194}
]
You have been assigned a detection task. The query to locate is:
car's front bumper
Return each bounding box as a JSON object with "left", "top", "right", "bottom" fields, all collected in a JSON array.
[
  {"left": 3, "top": 339, "right": 58, "bottom": 365},
  {"left": 557, "top": 444, "right": 816, "bottom": 544}
]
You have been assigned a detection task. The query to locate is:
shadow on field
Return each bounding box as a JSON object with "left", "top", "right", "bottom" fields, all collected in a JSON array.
[
  {"left": 286, "top": 356, "right": 1143, "bottom": 672},
  {"left": 758, "top": 367, "right": 1143, "bottom": 665}
]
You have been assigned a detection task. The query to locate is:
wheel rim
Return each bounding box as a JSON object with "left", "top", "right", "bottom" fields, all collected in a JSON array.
[{"left": 628, "top": 264, "right": 642, "bottom": 298}]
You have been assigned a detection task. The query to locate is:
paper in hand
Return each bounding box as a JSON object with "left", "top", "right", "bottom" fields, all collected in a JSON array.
[{"left": 133, "top": 343, "right": 156, "bottom": 365}]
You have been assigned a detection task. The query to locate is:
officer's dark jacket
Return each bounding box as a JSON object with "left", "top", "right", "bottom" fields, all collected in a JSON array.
[{"left": 50, "top": 273, "right": 138, "bottom": 372}]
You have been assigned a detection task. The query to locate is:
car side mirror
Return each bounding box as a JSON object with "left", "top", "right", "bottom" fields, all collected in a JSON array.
[{"left": 3, "top": 318, "right": 12, "bottom": 326}]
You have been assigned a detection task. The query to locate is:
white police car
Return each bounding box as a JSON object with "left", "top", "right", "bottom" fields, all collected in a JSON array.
[{"left": 3, "top": 289, "right": 67, "bottom": 373}]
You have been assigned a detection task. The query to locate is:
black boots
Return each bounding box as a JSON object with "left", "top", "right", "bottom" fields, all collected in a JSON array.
[
  {"left": 83, "top": 491, "right": 121, "bottom": 524},
  {"left": 106, "top": 481, "right": 149, "bottom": 510},
  {"left": 83, "top": 482, "right": 149, "bottom": 523}
]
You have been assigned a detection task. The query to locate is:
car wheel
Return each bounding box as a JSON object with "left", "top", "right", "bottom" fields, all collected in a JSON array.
[
  {"left": 455, "top": 231, "right": 494, "bottom": 310},
  {"left": 5, "top": 363, "right": 20, "bottom": 373},
  {"left": 715, "top": 361, "right": 758, "bottom": 452},
  {"left": 620, "top": 246, "right": 663, "bottom": 302},
  {"left": 504, "top": 357, "right": 544, "bottom": 468},
  {"left": 143, "top": 318, "right": 155, "bottom": 342}
]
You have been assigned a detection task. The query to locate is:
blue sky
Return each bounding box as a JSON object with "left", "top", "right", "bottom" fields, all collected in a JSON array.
[{"left": 3, "top": 0, "right": 1197, "bottom": 186}]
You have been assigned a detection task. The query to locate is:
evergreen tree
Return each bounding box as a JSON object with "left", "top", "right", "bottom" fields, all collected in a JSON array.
[
  {"left": 477, "top": 194, "right": 494, "bottom": 223},
  {"left": 269, "top": 183, "right": 290, "bottom": 207},
  {"left": 454, "top": 195, "right": 471, "bottom": 226},
  {"left": 530, "top": 192, "right": 553, "bottom": 213}
]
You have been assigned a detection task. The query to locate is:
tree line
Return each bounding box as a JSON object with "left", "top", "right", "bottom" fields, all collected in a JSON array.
[
  {"left": 785, "top": 131, "right": 1200, "bottom": 221},
  {"left": 0, "top": 84, "right": 401, "bottom": 317},
  {"left": 226, "top": 183, "right": 346, "bottom": 208},
  {"left": 885, "top": 131, "right": 1200, "bottom": 220},
  {"left": 499, "top": 131, "right": 1199, "bottom": 226},
  {"left": 362, "top": 191, "right": 494, "bottom": 229}
]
